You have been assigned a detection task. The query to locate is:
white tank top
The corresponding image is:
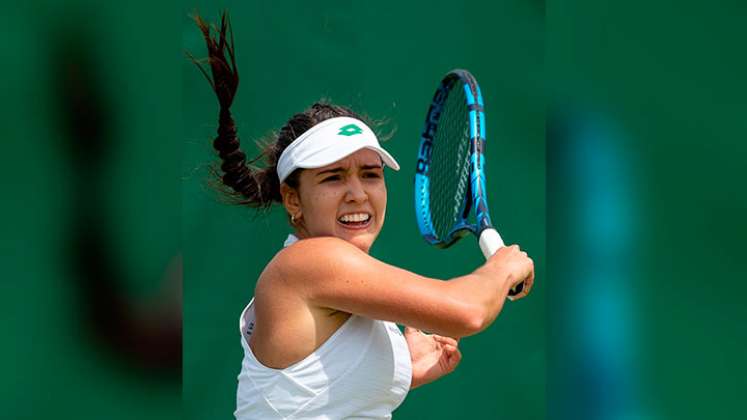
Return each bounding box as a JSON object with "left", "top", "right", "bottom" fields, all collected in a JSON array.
[{"left": 235, "top": 235, "right": 412, "bottom": 419}]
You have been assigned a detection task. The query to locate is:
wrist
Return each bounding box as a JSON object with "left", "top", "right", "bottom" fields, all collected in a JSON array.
[{"left": 473, "top": 268, "right": 512, "bottom": 311}]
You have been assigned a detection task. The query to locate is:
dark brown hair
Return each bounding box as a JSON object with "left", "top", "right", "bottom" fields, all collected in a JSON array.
[{"left": 189, "top": 12, "right": 379, "bottom": 211}]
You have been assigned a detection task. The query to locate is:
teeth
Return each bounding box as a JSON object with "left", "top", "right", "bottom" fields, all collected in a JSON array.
[{"left": 338, "top": 213, "right": 371, "bottom": 223}]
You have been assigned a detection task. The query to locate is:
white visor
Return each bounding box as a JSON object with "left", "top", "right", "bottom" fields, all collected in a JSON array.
[{"left": 276, "top": 117, "right": 400, "bottom": 183}]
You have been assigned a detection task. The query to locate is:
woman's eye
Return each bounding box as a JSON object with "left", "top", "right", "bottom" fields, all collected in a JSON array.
[
  {"left": 322, "top": 175, "right": 341, "bottom": 182},
  {"left": 363, "top": 172, "right": 382, "bottom": 179}
]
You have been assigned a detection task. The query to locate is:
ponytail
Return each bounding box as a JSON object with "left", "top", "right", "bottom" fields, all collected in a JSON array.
[
  {"left": 189, "top": 12, "right": 383, "bottom": 212},
  {"left": 189, "top": 12, "right": 273, "bottom": 207}
]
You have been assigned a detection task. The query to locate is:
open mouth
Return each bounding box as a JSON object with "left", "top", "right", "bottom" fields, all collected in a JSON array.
[{"left": 337, "top": 212, "right": 372, "bottom": 229}]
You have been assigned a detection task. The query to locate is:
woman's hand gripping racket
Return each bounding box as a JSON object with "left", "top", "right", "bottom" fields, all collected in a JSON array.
[{"left": 415, "top": 69, "right": 526, "bottom": 299}]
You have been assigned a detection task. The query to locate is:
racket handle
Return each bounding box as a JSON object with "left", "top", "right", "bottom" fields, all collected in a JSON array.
[
  {"left": 478, "top": 228, "right": 504, "bottom": 258},
  {"left": 478, "top": 228, "right": 525, "bottom": 299}
]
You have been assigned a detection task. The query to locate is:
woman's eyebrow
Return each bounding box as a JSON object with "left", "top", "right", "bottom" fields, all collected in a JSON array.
[
  {"left": 316, "top": 164, "right": 382, "bottom": 177},
  {"left": 315, "top": 167, "right": 345, "bottom": 177}
]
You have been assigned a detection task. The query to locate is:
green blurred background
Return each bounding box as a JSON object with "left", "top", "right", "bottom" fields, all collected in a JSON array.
[
  {"left": 548, "top": 1, "right": 747, "bottom": 419},
  {"left": 1, "top": 1, "right": 181, "bottom": 419},
  {"left": 181, "top": 1, "right": 545, "bottom": 419},
  {"left": 3, "top": 0, "right": 745, "bottom": 419}
]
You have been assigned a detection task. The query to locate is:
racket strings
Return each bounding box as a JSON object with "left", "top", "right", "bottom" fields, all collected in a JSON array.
[{"left": 428, "top": 83, "right": 472, "bottom": 241}]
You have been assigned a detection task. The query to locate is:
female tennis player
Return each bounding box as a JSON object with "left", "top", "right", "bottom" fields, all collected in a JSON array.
[{"left": 191, "top": 13, "right": 534, "bottom": 419}]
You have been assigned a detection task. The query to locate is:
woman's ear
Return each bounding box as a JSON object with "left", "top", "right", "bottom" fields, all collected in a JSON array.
[{"left": 280, "top": 183, "right": 302, "bottom": 221}]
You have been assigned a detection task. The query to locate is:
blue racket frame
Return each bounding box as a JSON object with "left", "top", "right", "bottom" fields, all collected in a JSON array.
[{"left": 415, "top": 69, "right": 494, "bottom": 248}]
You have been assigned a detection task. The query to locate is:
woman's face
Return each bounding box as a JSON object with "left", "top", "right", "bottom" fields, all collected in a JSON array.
[{"left": 283, "top": 149, "right": 388, "bottom": 253}]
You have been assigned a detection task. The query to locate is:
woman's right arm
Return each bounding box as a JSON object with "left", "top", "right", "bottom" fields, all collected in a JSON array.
[{"left": 265, "top": 237, "right": 534, "bottom": 338}]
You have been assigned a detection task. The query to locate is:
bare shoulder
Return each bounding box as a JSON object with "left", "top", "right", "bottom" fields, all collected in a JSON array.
[
  {"left": 252, "top": 240, "right": 342, "bottom": 318},
  {"left": 268, "top": 236, "right": 367, "bottom": 279},
  {"left": 254, "top": 236, "right": 363, "bottom": 319}
]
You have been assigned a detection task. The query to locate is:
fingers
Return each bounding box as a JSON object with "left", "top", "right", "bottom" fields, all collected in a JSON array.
[
  {"left": 512, "top": 261, "right": 535, "bottom": 301},
  {"left": 452, "top": 347, "right": 462, "bottom": 363},
  {"left": 433, "top": 335, "right": 460, "bottom": 354},
  {"left": 494, "top": 244, "right": 518, "bottom": 257},
  {"left": 404, "top": 326, "right": 424, "bottom": 336},
  {"left": 444, "top": 344, "right": 462, "bottom": 369},
  {"left": 526, "top": 262, "right": 535, "bottom": 293},
  {"left": 503, "top": 244, "right": 535, "bottom": 301},
  {"left": 435, "top": 335, "right": 462, "bottom": 370},
  {"left": 432, "top": 335, "right": 458, "bottom": 346},
  {"left": 487, "top": 241, "right": 538, "bottom": 303}
]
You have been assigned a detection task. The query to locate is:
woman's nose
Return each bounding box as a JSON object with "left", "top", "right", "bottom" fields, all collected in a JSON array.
[{"left": 344, "top": 176, "right": 367, "bottom": 203}]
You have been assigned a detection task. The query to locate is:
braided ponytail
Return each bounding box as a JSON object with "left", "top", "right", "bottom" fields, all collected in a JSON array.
[
  {"left": 189, "top": 12, "right": 384, "bottom": 213},
  {"left": 189, "top": 13, "right": 268, "bottom": 206}
]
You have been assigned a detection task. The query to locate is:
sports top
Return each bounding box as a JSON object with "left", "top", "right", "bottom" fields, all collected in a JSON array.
[{"left": 234, "top": 234, "right": 412, "bottom": 419}]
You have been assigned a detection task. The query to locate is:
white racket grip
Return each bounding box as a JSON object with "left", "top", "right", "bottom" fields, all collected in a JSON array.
[
  {"left": 479, "top": 228, "right": 518, "bottom": 301},
  {"left": 478, "top": 228, "right": 505, "bottom": 259}
]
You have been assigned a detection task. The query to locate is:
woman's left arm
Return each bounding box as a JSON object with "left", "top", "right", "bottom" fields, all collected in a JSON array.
[{"left": 404, "top": 327, "right": 462, "bottom": 389}]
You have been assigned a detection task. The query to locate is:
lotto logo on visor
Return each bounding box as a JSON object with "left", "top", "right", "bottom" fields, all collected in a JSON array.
[
  {"left": 338, "top": 123, "right": 363, "bottom": 136},
  {"left": 276, "top": 116, "right": 400, "bottom": 183}
]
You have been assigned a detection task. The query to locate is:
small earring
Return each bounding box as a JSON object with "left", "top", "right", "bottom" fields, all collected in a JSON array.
[{"left": 291, "top": 214, "right": 296, "bottom": 224}]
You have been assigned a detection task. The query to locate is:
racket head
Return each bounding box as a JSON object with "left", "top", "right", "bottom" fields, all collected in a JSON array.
[{"left": 415, "top": 69, "right": 494, "bottom": 248}]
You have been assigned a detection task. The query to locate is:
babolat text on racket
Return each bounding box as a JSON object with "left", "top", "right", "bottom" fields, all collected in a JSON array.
[{"left": 414, "top": 69, "right": 524, "bottom": 297}]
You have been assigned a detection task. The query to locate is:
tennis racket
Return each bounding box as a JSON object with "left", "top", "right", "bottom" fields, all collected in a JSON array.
[{"left": 414, "top": 69, "right": 524, "bottom": 297}]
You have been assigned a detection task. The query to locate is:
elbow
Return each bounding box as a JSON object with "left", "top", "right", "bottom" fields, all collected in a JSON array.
[
  {"left": 459, "top": 303, "right": 491, "bottom": 337},
  {"left": 459, "top": 300, "right": 505, "bottom": 337},
  {"left": 441, "top": 277, "right": 506, "bottom": 337},
  {"left": 463, "top": 313, "right": 485, "bottom": 336}
]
